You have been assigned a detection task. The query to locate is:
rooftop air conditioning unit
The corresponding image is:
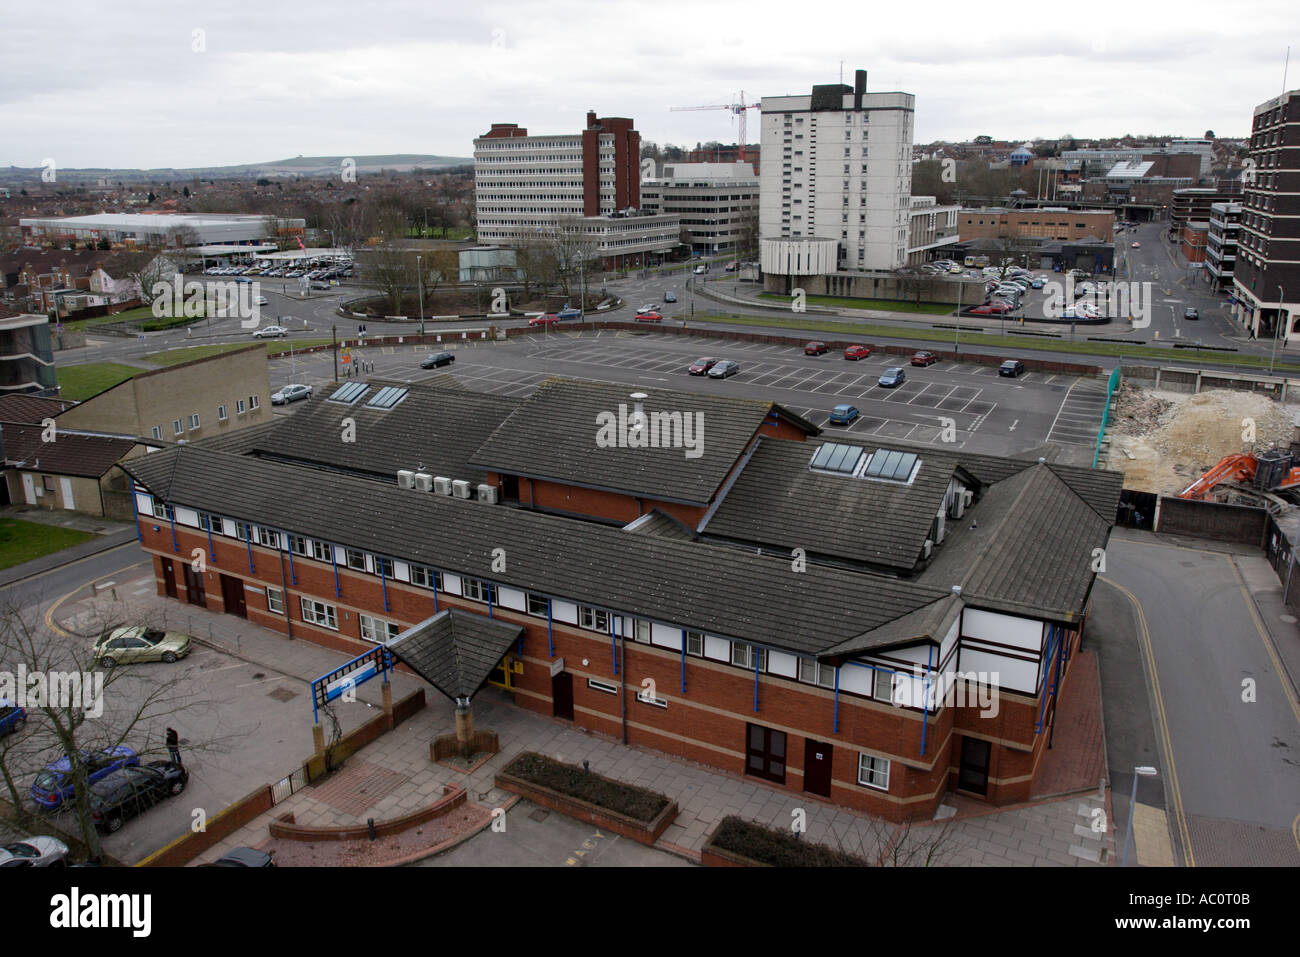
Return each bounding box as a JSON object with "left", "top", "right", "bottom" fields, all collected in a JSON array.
[
  {"left": 951, "top": 495, "right": 965, "bottom": 520},
  {"left": 451, "top": 479, "right": 472, "bottom": 499},
  {"left": 433, "top": 477, "right": 453, "bottom": 496},
  {"left": 477, "top": 483, "right": 499, "bottom": 504},
  {"left": 923, "top": 539, "right": 933, "bottom": 559},
  {"left": 414, "top": 473, "right": 433, "bottom": 493},
  {"left": 397, "top": 469, "right": 416, "bottom": 489},
  {"left": 962, "top": 489, "right": 974, "bottom": 508}
]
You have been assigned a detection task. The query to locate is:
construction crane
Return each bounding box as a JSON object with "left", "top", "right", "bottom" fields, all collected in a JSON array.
[
  {"left": 670, "top": 92, "right": 760, "bottom": 164},
  {"left": 1178, "top": 448, "right": 1300, "bottom": 501}
]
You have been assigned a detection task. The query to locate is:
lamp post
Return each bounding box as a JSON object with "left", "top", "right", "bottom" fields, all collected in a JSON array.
[
  {"left": 1121, "top": 765, "right": 1159, "bottom": 867},
  {"left": 1271, "top": 284, "right": 1286, "bottom": 375},
  {"left": 417, "top": 255, "right": 424, "bottom": 337}
]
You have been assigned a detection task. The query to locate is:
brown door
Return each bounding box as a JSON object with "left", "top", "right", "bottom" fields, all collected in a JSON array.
[
  {"left": 552, "top": 672, "right": 574, "bottom": 720},
  {"left": 161, "top": 559, "right": 177, "bottom": 599},
  {"left": 803, "top": 738, "right": 833, "bottom": 797},
  {"left": 182, "top": 563, "right": 206, "bottom": 607},
  {"left": 220, "top": 574, "right": 246, "bottom": 619},
  {"left": 746, "top": 724, "right": 787, "bottom": 784},
  {"left": 958, "top": 736, "right": 992, "bottom": 796}
]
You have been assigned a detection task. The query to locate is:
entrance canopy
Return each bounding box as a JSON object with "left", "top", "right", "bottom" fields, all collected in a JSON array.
[{"left": 387, "top": 608, "right": 523, "bottom": 702}]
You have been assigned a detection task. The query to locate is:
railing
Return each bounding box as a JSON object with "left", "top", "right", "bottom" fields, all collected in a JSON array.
[
  {"left": 1093, "top": 367, "right": 1121, "bottom": 468},
  {"left": 270, "top": 764, "right": 310, "bottom": 805}
]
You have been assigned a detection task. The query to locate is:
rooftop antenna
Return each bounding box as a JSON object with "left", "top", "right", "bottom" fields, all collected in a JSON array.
[
  {"left": 1284, "top": 46, "right": 1291, "bottom": 93},
  {"left": 839, "top": 59, "right": 844, "bottom": 85}
]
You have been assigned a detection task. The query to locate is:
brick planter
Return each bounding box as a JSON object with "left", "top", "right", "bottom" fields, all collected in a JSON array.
[
  {"left": 700, "top": 841, "right": 767, "bottom": 867},
  {"left": 495, "top": 753, "right": 678, "bottom": 846},
  {"left": 269, "top": 783, "right": 466, "bottom": 842}
]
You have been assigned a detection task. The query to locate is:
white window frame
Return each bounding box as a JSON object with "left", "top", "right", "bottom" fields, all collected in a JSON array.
[
  {"left": 236, "top": 398, "right": 246, "bottom": 416},
  {"left": 872, "top": 668, "right": 895, "bottom": 703},
  {"left": 188, "top": 413, "right": 200, "bottom": 430},
  {"left": 150, "top": 500, "right": 174, "bottom": 520},
  {"left": 311, "top": 540, "right": 332, "bottom": 563},
  {"left": 799, "top": 657, "right": 836, "bottom": 689},
  {"left": 463, "top": 578, "right": 496, "bottom": 603},
  {"left": 172, "top": 419, "right": 183, "bottom": 436},
  {"left": 249, "top": 394, "right": 260, "bottom": 410},
  {"left": 150, "top": 425, "right": 163, "bottom": 440},
  {"left": 629, "top": 618, "right": 651, "bottom": 644},
  {"left": 409, "top": 564, "right": 441, "bottom": 590},
  {"left": 636, "top": 688, "right": 667, "bottom": 708},
  {"left": 359, "top": 613, "right": 401, "bottom": 643},
  {"left": 266, "top": 587, "right": 284, "bottom": 615},
  {"left": 857, "top": 753, "right": 890, "bottom": 791},
  {"left": 685, "top": 631, "right": 704, "bottom": 657},
  {"left": 731, "top": 641, "right": 766, "bottom": 671},
  {"left": 300, "top": 597, "right": 338, "bottom": 630},
  {"left": 579, "top": 605, "right": 610, "bottom": 633},
  {"left": 256, "top": 527, "right": 280, "bottom": 549},
  {"left": 288, "top": 534, "right": 309, "bottom": 556},
  {"left": 232, "top": 520, "right": 252, "bottom": 541},
  {"left": 218, "top": 405, "right": 228, "bottom": 421},
  {"left": 344, "top": 548, "right": 367, "bottom": 571},
  {"left": 198, "top": 511, "right": 218, "bottom": 532},
  {"left": 526, "top": 593, "right": 550, "bottom": 616},
  {"left": 374, "top": 556, "right": 394, "bottom": 579}
]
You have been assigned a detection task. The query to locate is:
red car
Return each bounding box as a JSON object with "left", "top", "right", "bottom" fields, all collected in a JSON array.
[
  {"left": 688, "top": 357, "right": 719, "bottom": 375},
  {"left": 636, "top": 311, "right": 663, "bottom": 322},
  {"left": 529, "top": 314, "right": 559, "bottom": 327},
  {"left": 911, "top": 351, "right": 938, "bottom": 367},
  {"left": 971, "top": 303, "right": 1013, "bottom": 315},
  {"left": 804, "top": 341, "right": 829, "bottom": 356},
  {"left": 844, "top": 345, "right": 871, "bottom": 360}
]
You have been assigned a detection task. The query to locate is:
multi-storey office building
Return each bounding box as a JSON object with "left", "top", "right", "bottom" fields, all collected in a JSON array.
[
  {"left": 640, "top": 163, "right": 759, "bottom": 256},
  {"left": 1232, "top": 90, "right": 1300, "bottom": 342},
  {"left": 905, "top": 197, "right": 961, "bottom": 264},
  {"left": 1205, "top": 201, "right": 1242, "bottom": 291},
  {"left": 125, "top": 378, "right": 1119, "bottom": 821}
]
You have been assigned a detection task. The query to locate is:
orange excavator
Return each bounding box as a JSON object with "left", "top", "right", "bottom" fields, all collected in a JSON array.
[{"left": 1179, "top": 449, "right": 1300, "bottom": 500}]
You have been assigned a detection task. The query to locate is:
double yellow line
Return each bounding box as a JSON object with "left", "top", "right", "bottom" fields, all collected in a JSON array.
[{"left": 42, "top": 561, "right": 148, "bottom": 640}]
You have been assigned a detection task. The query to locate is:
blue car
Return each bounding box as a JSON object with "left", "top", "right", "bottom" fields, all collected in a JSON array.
[
  {"left": 878, "top": 368, "right": 907, "bottom": 388},
  {"left": 1030, "top": 278, "right": 1045, "bottom": 289},
  {"left": 0, "top": 699, "right": 27, "bottom": 737},
  {"left": 32, "top": 746, "right": 139, "bottom": 810},
  {"left": 829, "top": 404, "right": 860, "bottom": 425},
  {"left": 556, "top": 305, "right": 582, "bottom": 320}
]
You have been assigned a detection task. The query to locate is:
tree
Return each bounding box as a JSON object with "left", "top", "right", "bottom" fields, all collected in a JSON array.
[
  {"left": 513, "top": 235, "right": 559, "bottom": 301},
  {"left": 104, "top": 246, "right": 173, "bottom": 305},
  {"left": 539, "top": 216, "right": 601, "bottom": 303}
]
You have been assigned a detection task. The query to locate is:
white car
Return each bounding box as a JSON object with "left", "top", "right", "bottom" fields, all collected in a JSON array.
[
  {"left": 636, "top": 304, "right": 659, "bottom": 315},
  {"left": 0, "top": 836, "right": 69, "bottom": 867},
  {"left": 271, "top": 384, "right": 312, "bottom": 405},
  {"left": 694, "top": 264, "right": 706, "bottom": 274},
  {"left": 253, "top": 325, "right": 287, "bottom": 339},
  {"left": 254, "top": 296, "right": 269, "bottom": 306}
]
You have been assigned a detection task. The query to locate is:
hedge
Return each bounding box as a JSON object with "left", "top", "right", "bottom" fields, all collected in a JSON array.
[
  {"left": 501, "top": 753, "right": 669, "bottom": 823},
  {"left": 710, "top": 815, "right": 870, "bottom": 867}
]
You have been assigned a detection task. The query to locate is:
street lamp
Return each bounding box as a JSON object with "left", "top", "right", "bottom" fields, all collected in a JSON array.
[
  {"left": 417, "top": 255, "right": 424, "bottom": 337},
  {"left": 1271, "top": 284, "right": 1286, "bottom": 375},
  {"left": 1121, "top": 765, "right": 1159, "bottom": 867}
]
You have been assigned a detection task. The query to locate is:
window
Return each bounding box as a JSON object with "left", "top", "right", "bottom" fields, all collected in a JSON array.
[
  {"left": 150, "top": 499, "right": 174, "bottom": 520},
  {"left": 288, "top": 534, "right": 308, "bottom": 556},
  {"left": 872, "top": 669, "right": 895, "bottom": 703},
  {"left": 218, "top": 405, "right": 228, "bottom": 421},
  {"left": 858, "top": 753, "right": 890, "bottom": 790},
  {"left": 629, "top": 618, "right": 651, "bottom": 644},
  {"left": 731, "top": 642, "right": 766, "bottom": 671},
  {"left": 300, "top": 598, "right": 338, "bottom": 630},
  {"left": 579, "top": 606, "right": 610, "bottom": 632},
  {"left": 233, "top": 520, "right": 251, "bottom": 541},
  {"left": 198, "top": 512, "right": 218, "bottom": 532},
  {"left": 527, "top": 593, "right": 550, "bottom": 616},
  {"left": 236, "top": 399, "right": 246, "bottom": 416},
  {"left": 172, "top": 419, "right": 183, "bottom": 436},
  {"left": 150, "top": 425, "right": 163, "bottom": 440},
  {"left": 345, "top": 548, "right": 367, "bottom": 571},
  {"left": 188, "top": 413, "right": 200, "bottom": 430},
  {"left": 311, "top": 540, "right": 333, "bottom": 563},
  {"left": 374, "top": 556, "right": 394, "bottom": 579},
  {"left": 685, "top": 631, "right": 704, "bottom": 657},
  {"left": 799, "top": 657, "right": 836, "bottom": 688},
  {"left": 587, "top": 678, "right": 618, "bottom": 695},
  {"left": 266, "top": 587, "right": 284, "bottom": 615},
  {"left": 409, "top": 564, "right": 442, "bottom": 590},
  {"left": 359, "top": 613, "right": 401, "bottom": 643},
  {"left": 257, "top": 527, "right": 279, "bottom": 549},
  {"left": 463, "top": 578, "right": 496, "bottom": 603},
  {"left": 249, "top": 395, "right": 260, "bottom": 410}
]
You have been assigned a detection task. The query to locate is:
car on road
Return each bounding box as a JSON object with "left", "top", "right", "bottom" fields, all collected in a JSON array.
[
  {"left": 528, "top": 314, "right": 560, "bottom": 327},
  {"left": 94, "top": 626, "right": 193, "bottom": 666},
  {"left": 556, "top": 306, "right": 582, "bottom": 320},
  {"left": 1061, "top": 304, "right": 1100, "bottom": 320},
  {"left": 911, "top": 351, "right": 939, "bottom": 367},
  {"left": 1030, "top": 278, "right": 1045, "bottom": 289},
  {"left": 32, "top": 746, "right": 140, "bottom": 809},
  {"left": 725, "top": 262, "right": 740, "bottom": 272},
  {"left": 271, "top": 384, "right": 313, "bottom": 405},
  {"left": 707, "top": 360, "right": 740, "bottom": 379},
  {"left": 878, "top": 368, "right": 906, "bottom": 388},
  {"left": 971, "top": 303, "right": 1014, "bottom": 315},
  {"left": 636, "top": 311, "right": 664, "bottom": 322},
  {"left": 0, "top": 836, "right": 69, "bottom": 867},
  {"left": 664, "top": 292, "right": 677, "bottom": 303},
  {"left": 200, "top": 847, "right": 276, "bottom": 867},
  {"left": 828, "top": 404, "right": 860, "bottom": 425},
  {"left": 252, "top": 325, "right": 287, "bottom": 339},
  {"left": 694, "top": 264, "right": 706, "bottom": 274},
  {"left": 635, "top": 304, "right": 659, "bottom": 315},
  {"left": 254, "top": 296, "right": 269, "bottom": 306},
  {"left": 1184, "top": 307, "right": 1199, "bottom": 320},
  {"left": 688, "top": 357, "right": 719, "bottom": 375},
  {"left": 420, "top": 351, "right": 455, "bottom": 368},
  {"left": 1131, "top": 241, "right": 1141, "bottom": 248},
  {"left": 310, "top": 281, "right": 331, "bottom": 291},
  {"left": 844, "top": 345, "right": 871, "bottom": 360},
  {"left": 999, "top": 359, "right": 1026, "bottom": 377},
  {"left": 804, "top": 341, "right": 829, "bottom": 356},
  {"left": 88, "top": 761, "right": 188, "bottom": 835},
  {"left": 0, "top": 699, "right": 27, "bottom": 737}
]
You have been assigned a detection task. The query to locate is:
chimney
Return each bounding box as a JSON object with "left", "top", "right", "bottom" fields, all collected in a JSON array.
[
  {"left": 587, "top": 111, "right": 598, "bottom": 130},
  {"left": 854, "top": 69, "right": 866, "bottom": 110}
]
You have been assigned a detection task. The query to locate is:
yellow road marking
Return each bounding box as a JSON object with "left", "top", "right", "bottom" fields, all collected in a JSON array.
[
  {"left": 43, "top": 562, "right": 148, "bottom": 639},
  {"left": 1229, "top": 558, "right": 1300, "bottom": 727}
]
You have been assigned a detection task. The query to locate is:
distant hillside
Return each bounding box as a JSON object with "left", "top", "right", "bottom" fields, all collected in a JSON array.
[{"left": 0, "top": 154, "right": 473, "bottom": 184}]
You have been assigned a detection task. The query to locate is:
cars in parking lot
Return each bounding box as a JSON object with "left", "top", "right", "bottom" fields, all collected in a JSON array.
[
  {"left": 253, "top": 325, "right": 287, "bottom": 339},
  {"left": 911, "top": 351, "right": 938, "bottom": 367},
  {"left": 89, "top": 761, "right": 188, "bottom": 834},
  {"left": 636, "top": 311, "right": 663, "bottom": 322},
  {"left": 843, "top": 345, "right": 871, "bottom": 360},
  {"left": 707, "top": 360, "right": 740, "bottom": 378},
  {"left": 804, "top": 341, "right": 828, "bottom": 356},
  {"left": 94, "top": 626, "right": 192, "bottom": 666},
  {"left": 999, "top": 359, "right": 1026, "bottom": 377},
  {"left": 0, "top": 836, "right": 69, "bottom": 867},
  {"left": 271, "top": 384, "right": 313, "bottom": 405},
  {"left": 878, "top": 367, "right": 906, "bottom": 388},
  {"left": 0, "top": 698, "right": 27, "bottom": 737},
  {"left": 1031, "top": 278, "right": 1045, "bottom": 289},
  {"left": 32, "top": 746, "right": 140, "bottom": 809},
  {"left": 829, "top": 404, "right": 860, "bottom": 425},
  {"left": 420, "top": 351, "right": 455, "bottom": 368},
  {"left": 688, "top": 357, "right": 719, "bottom": 375},
  {"left": 1184, "top": 307, "right": 1199, "bottom": 320},
  {"left": 528, "top": 314, "right": 559, "bottom": 327}
]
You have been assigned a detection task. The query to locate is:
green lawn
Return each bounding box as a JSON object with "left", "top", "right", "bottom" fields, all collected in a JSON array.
[
  {"left": 145, "top": 339, "right": 335, "bottom": 366},
  {"left": 759, "top": 292, "right": 956, "bottom": 315},
  {"left": 56, "top": 362, "right": 142, "bottom": 400},
  {"left": 0, "top": 518, "right": 97, "bottom": 571},
  {"left": 64, "top": 303, "right": 209, "bottom": 332}
]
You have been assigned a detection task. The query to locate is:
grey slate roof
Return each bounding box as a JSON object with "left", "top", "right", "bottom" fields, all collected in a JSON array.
[
  {"left": 1, "top": 422, "right": 138, "bottom": 478},
  {"left": 701, "top": 436, "right": 962, "bottom": 569},
  {"left": 123, "top": 445, "right": 947, "bottom": 657},
  {"left": 823, "top": 592, "right": 964, "bottom": 658},
  {"left": 468, "top": 377, "right": 818, "bottom": 505},
  {"left": 387, "top": 609, "right": 523, "bottom": 701},
  {"left": 621, "top": 509, "right": 697, "bottom": 541}
]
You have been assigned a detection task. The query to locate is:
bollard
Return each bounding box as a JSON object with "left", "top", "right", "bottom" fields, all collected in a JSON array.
[{"left": 367, "top": 818, "right": 376, "bottom": 842}]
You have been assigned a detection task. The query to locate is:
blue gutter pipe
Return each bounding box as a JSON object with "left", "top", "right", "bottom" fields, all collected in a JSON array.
[
  {"left": 168, "top": 508, "right": 179, "bottom": 553},
  {"left": 206, "top": 522, "right": 215, "bottom": 567},
  {"left": 244, "top": 524, "right": 253, "bottom": 572},
  {"left": 380, "top": 559, "right": 390, "bottom": 612},
  {"left": 432, "top": 576, "right": 439, "bottom": 613},
  {"left": 921, "top": 646, "right": 933, "bottom": 757},
  {"left": 833, "top": 667, "right": 841, "bottom": 733},
  {"left": 753, "top": 655, "right": 760, "bottom": 712},
  {"left": 547, "top": 599, "right": 554, "bottom": 658},
  {"left": 680, "top": 629, "right": 686, "bottom": 693},
  {"left": 332, "top": 547, "right": 341, "bottom": 598}
]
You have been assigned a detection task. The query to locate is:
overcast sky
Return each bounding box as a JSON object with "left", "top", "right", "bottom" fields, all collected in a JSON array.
[{"left": 3, "top": 0, "right": 1297, "bottom": 170}]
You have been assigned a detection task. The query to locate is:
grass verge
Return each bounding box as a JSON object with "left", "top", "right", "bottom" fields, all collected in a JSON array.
[
  {"left": 0, "top": 518, "right": 97, "bottom": 571},
  {"left": 759, "top": 292, "right": 955, "bottom": 315}
]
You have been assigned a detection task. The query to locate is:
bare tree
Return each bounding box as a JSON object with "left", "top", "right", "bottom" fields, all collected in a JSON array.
[
  {"left": 103, "top": 245, "right": 172, "bottom": 306},
  {"left": 540, "top": 216, "right": 601, "bottom": 304}
]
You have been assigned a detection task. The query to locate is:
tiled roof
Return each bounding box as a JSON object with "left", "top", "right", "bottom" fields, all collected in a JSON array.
[
  {"left": 621, "top": 508, "right": 697, "bottom": 541},
  {"left": 0, "top": 394, "right": 75, "bottom": 422},
  {"left": 387, "top": 609, "right": 524, "bottom": 701},
  {"left": 468, "top": 377, "right": 817, "bottom": 505},
  {"left": 824, "top": 592, "right": 964, "bottom": 658},
  {"left": 1, "top": 422, "right": 138, "bottom": 477},
  {"left": 123, "top": 446, "right": 947, "bottom": 656}
]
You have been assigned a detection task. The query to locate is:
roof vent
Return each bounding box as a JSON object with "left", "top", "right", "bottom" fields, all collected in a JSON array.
[
  {"left": 951, "top": 585, "right": 962, "bottom": 596},
  {"left": 630, "top": 392, "right": 648, "bottom": 437},
  {"left": 1038, "top": 457, "right": 1046, "bottom": 464}
]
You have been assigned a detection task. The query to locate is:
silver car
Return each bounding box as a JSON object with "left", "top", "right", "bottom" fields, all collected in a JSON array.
[
  {"left": 0, "top": 836, "right": 69, "bottom": 867},
  {"left": 271, "top": 384, "right": 313, "bottom": 405}
]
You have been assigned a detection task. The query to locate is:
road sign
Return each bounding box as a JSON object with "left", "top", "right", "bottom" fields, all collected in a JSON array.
[{"left": 341, "top": 347, "right": 351, "bottom": 364}]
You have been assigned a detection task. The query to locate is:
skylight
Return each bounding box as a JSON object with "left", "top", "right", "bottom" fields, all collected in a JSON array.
[
  {"left": 327, "top": 382, "right": 370, "bottom": 405},
  {"left": 365, "top": 386, "right": 409, "bottom": 410},
  {"left": 862, "top": 449, "right": 919, "bottom": 482},
  {"left": 809, "top": 442, "right": 865, "bottom": 475}
]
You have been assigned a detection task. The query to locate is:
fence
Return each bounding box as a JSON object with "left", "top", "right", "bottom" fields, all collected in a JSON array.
[
  {"left": 1093, "top": 367, "right": 1121, "bottom": 468},
  {"left": 271, "top": 763, "right": 310, "bottom": 805}
]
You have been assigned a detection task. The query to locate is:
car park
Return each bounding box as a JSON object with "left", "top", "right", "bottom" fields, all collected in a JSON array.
[
  {"left": 804, "top": 341, "right": 829, "bottom": 356},
  {"left": 253, "top": 325, "right": 287, "bottom": 339},
  {"left": 999, "top": 359, "right": 1026, "bottom": 377},
  {"left": 529, "top": 314, "right": 560, "bottom": 327},
  {"left": 88, "top": 761, "right": 188, "bottom": 834},
  {"left": 636, "top": 311, "right": 664, "bottom": 322},
  {"left": 688, "top": 357, "right": 720, "bottom": 375},
  {"left": 707, "top": 360, "right": 740, "bottom": 378},
  {"left": 910, "top": 351, "right": 938, "bottom": 367},
  {"left": 94, "top": 626, "right": 192, "bottom": 666},
  {"left": 32, "top": 746, "right": 139, "bottom": 809},
  {"left": 829, "top": 404, "right": 860, "bottom": 425},
  {"left": 0, "top": 837, "right": 69, "bottom": 867},
  {"left": 1184, "top": 307, "right": 1199, "bottom": 320},
  {"left": 843, "top": 345, "right": 871, "bottom": 360},
  {"left": 420, "top": 351, "right": 455, "bottom": 368},
  {"left": 877, "top": 367, "right": 906, "bottom": 388},
  {"left": 0, "top": 699, "right": 26, "bottom": 737},
  {"left": 271, "top": 384, "right": 313, "bottom": 405}
]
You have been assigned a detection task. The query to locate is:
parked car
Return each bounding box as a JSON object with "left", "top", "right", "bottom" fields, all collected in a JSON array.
[
  {"left": 910, "top": 351, "right": 939, "bottom": 367},
  {"left": 663, "top": 292, "right": 677, "bottom": 303},
  {"left": 88, "top": 761, "right": 188, "bottom": 834},
  {"left": 707, "top": 360, "right": 740, "bottom": 378},
  {"left": 421, "top": 351, "right": 455, "bottom": 368},
  {"left": 252, "top": 325, "right": 287, "bottom": 339},
  {"left": 271, "top": 384, "right": 313, "bottom": 405},
  {"left": 999, "top": 359, "right": 1026, "bottom": 377},
  {"left": 843, "top": 345, "right": 871, "bottom": 360},
  {"left": 254, "top": 296, "right": 269, "bottom": 306},
  {"left": 310, "top": 281, "right": 331, "bottom": 291},
  {"left": 829, "top": 404, "right": 860, "bottom": 425},
  {"left": 200, "top": 847, "right": 276, "bottom": 868},
  {"left": 804, "top": 341, "right": 829, "bottom": 356},
  {"left": 688, "top": 357, "right": 719, "bottom": 375},
  {"left": 1184, "top": 307, "right": 1199, "bottom": 320},
  {"left": 94, "top": 626, "right": 193, "bottom": 666},
  {"left": 0, "top": 836, "right": 69, "bottom": 867},
  {"left": 528, "top": 314, "right": 559, "bottom": 327},
  {"left": 0, "top": 699, "right": 26, "bottom": 737},
  {"left": 878, "top": 368, "right": 907, "bottom": 388},
  {"left": 32, "top": 746, "right": 139, "bottom": 810}
]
